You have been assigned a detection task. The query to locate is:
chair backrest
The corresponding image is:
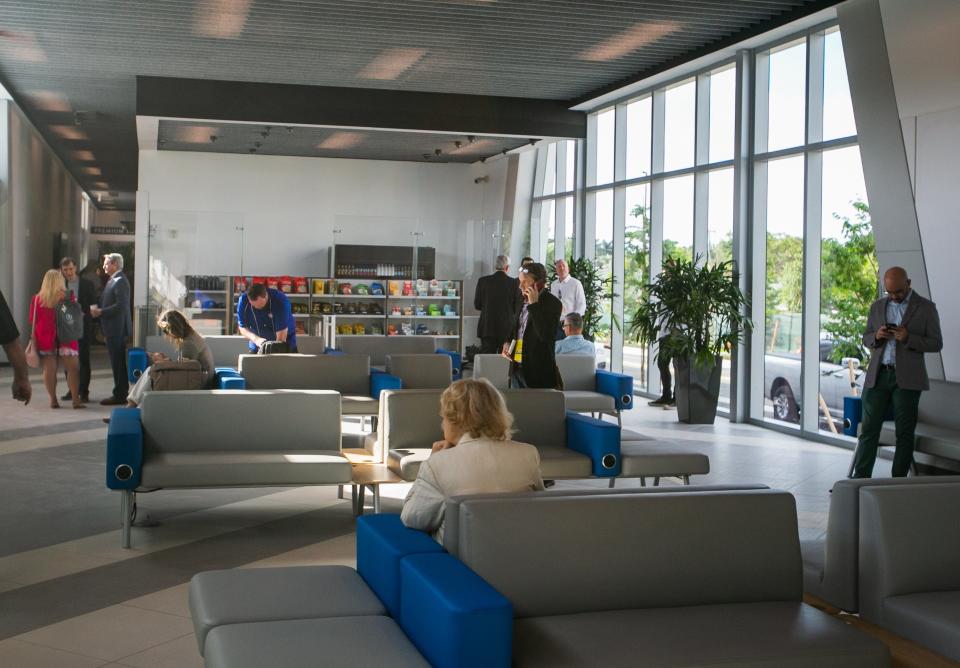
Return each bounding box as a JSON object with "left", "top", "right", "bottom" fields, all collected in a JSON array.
[
  {"left": 339, "top": 336, "right": 436, "bottom": 366},
  {"left": 918, "top": 380, "right": 960, "bottom": 432},
  {"left": 821, "top": 476, "right": 960, "bottom": 611},
  {"left": 501, "top": 389, "right": 567, "bottom": 450},
  {"left": 452, "top": 489, "right": 801, "bottom": 618},
  {"left": 859, "top": 483, "right": 960, "bottom": 618},
  {"left": 140, "top": 390, "right": 341, "bottom": 454},
  {"left": 239, "top": 353, "right": 370, "bottom": 395},
  {"left": 386, "top": 354, "right": 452, "bottom": 389},
  {"left": 295, "top": 335, "right": 326, "bottom": 355},
  {"left": 379, "top": 389, "right": 444, "bottom": 451},
  {"left": 555, "top": 355, "right": 596, "bottom": 391},
  {"left": 473, "top": 354, "right": 511, "bottom": 390},
  {"left": 204, "top": 335, "right": 253, "bottom": 368}
]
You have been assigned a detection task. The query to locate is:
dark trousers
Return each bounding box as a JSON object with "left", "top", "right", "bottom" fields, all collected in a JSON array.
[
  {"left": 851, "top": 366, "right": 921, "bottom": 478},
  {"left": 105, "top": 335, "right": 129, "bottom": 400},
  {"left": 64, "top": 337, "right": 91, "bottom": 397},
  {"left": 480, "top": 337, "right": 507, "bottom": 355},
  {"left": 657, "top": 344, "right": 673, "bottom": 401},
  {"left": 509, "top": 364, "right": 528, "bottom": 389}
]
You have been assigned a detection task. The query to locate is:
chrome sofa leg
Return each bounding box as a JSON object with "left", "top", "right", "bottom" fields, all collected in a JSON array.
[
  {"left": 373, "top": 485, "right": 381, "bottom": 514},
  {"left": 640, "top": 476, "right": 646, "bottom": 487},
  {"left": 120, "top": 490, "right": 133, "bottom": 549},
  {"left": 653, "top": 476, "right": 661, "bottom": 487},
  {"left": 683, "top": 474, "right": 691, "bottom": 485},
  {"left": 337, "top": 484, "right": 344, "bottom": 499}
]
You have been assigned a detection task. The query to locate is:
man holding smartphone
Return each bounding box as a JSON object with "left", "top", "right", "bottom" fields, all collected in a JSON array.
[
  {"left": 850, "top": 266, "right": 942, "bottom": 478},
  {"left": 502, "top": 262, "right": 563, "bottom": 389}
]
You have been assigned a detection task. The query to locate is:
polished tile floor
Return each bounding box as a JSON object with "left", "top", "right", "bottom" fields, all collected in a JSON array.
[{"left": 0, "top": 350, "right": 891, "bottom": 667}]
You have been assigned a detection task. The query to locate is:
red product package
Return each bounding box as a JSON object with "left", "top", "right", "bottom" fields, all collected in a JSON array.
[
  {"left": 266, "top": 276, "right": 280, "bottom": 290},
  {"left": 294, "top": 277, "right": 308, "bottom": 293},
  {"left": 279, "top": 276, "right": 293, "bottom": 293},
  {"left": 234, "top": 276, "right": 248, "bottom": 294},
  {"left": 253, "top": 276, "right": 267, "bottom": 289}
]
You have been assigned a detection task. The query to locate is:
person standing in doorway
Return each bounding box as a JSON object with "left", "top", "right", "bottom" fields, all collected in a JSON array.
[
  {"left": 1, "top": 288, "right": 32, "bottom": 404},
  {"left": 550, "top": 259, "right": 586, "bottom": 341},
  {"left": 474, "top": 255, "right": 521, "bottom": 355},
  {"left": 649, "top": 317, "right": 676, "bottom": 408},
  {"left": 91, "top": 253, "right": 131, "bottom": 405},
  {"left": 59, "top": 257, "right": 95, "bottom": 403},
  {"left": 31, "top": 270, "right": 83, "bottom": 408},
  {"left": 850, "top": 266, "right": 942, "bottom": 478},
  {"left": 503, "top": 262, "right": 563, "bottom": 389}
]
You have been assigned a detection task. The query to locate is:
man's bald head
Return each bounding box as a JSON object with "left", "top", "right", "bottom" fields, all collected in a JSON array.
[{"left": 883, "top": 266, "right": 911, "bottom": 303}]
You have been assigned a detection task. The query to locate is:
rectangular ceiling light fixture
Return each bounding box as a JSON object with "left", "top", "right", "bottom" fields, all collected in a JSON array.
[
  {"left": 0, "top": 30, "right": 47, "bottom": 63},
  {"left": 50, "top": 124, "right": 88, "bottom": 141},
  {"left": 174, "top": 125, "right": 218, "bottom": 143},
  {"left": 359, "top": 47, "right": 427, "bottom": 80},
  {"left": 193, "top": 0, "right": 252, "bottom": 39},
  {"left": 29, "top": 90, "right": 71, "bottom": 112},
  {"left": 83, "top": 166, "right": 102, "bottom": 176},
  {"left": 317, "top": 131, "right": 365, "bottom": 150},
  {"left": 72, "top": 150, "right": 96, "bottom": 162},
  {"left": 577, "top": 21, "right": 680, "bottom": 62}
]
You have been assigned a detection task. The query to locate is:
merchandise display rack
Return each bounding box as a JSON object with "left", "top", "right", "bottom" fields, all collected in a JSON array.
[{"left": 188, "top": 275, "right": 464, "bottom": 350}]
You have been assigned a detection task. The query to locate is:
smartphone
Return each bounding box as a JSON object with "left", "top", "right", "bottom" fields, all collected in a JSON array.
[{"left": 884, "top": 323, "right": 898, "bottom": 329}]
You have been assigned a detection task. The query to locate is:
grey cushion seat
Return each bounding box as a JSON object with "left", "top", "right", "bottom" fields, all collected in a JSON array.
[
  {"left": 189, "top": 566, "right": 385, "bottom": 654},
  {"left": 537, "top": 447, "right": 592, "bottom": 478},
  {"left": 342, "top": 395, "right": 378, "bottom": 415},
  {"left": 140, "top": 451, "right": 352, "bottom": 488},
  {"left": 512, "top": 602, "right": 889, "bottom": 668},
  {"left": 204, "top": 616, "right": 431, "bottom": 668},
  {"left": 880, "top": 591, "right": 960, "bottom": 662},
  {"left": 388, "top": 447, "right": 431, "bottom": 481},
  {"left": 619, "top": 443, "right": 710, "bottom": 477},
  {"left": 562, "top": 390, "right": 616, "bottom": 412}
]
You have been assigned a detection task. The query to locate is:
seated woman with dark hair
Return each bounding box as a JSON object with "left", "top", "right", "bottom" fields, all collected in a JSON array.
[
  {"left": 126, "top": 310, "right": 214, "bottom": 406},
  {"left": 401, "top": 378, "right": 544, "bottom": 540}
]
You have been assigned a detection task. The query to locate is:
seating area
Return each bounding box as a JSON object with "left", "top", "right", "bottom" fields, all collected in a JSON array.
[{"left": 879, "top": 380, "right": 960, "bottom": 473}]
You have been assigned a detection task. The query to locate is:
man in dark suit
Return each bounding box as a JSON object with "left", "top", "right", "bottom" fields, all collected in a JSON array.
[
  {"left": 503, "top": 262, "right": 563, "bottom": 389},
  {"left": 59, "top": 257, "right": 96, "bottom": 402},
  {"left": 851, "top": 266, "right": 943, "bottom": 478},
  {"left": 91, "top": 253, "right": 132, "bottom": 405},
  {"left": 474, "top": 255, "right": 521, "bottom": 354}
]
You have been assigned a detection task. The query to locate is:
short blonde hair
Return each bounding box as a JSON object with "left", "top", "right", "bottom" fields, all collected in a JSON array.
[
  {"left": 440, "top": 378, "right": 514, "bottom": 441},
  {"left": 39, "top": 269, "right": 66, "bottom": 308}
]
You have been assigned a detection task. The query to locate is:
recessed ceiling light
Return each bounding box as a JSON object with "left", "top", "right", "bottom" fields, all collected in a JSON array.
[
  {"left": 82, "top": 166, "right": 101, "bottom": 176},
  {"left": 317, "top": 132, "right": 364, "bottom": 150},
  {"left": 49, "top": 124, "right": 87, "bottom": 141},
  {"left": 72, "top": 150, "right": 96, "bottom": 162},
  {"left": 174, "top": 125, "right": 217, "bottom": 143},
  {"left": 0, "top": 30, "right": 47, "bottom": 63},
  {"left": 578, "top": 21, "right": 680, "bottom": 62},
  {"left": 358, "top": 47, "right": 427, "bottom": 80},
  {"left": 192, "top": 0, "right": 251, "bottom": 39}
]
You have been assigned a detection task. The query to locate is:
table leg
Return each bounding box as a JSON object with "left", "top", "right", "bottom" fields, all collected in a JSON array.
[{"left": 373, "top": 484, "right": 381, "bottom": 514}]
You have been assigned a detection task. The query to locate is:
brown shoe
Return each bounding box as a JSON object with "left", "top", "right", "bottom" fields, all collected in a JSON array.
[{"left": 100, "top": 396, "right": 126, "bottom": 406}]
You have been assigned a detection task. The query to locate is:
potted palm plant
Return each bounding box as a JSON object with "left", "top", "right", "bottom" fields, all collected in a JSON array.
[{"left": 628, "top": 255, "right": 750, "bottom": 424}]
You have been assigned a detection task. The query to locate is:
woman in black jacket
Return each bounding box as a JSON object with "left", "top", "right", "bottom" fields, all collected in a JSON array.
[{"left": 503, "top": 262, "right": 563, "bottom": 389}]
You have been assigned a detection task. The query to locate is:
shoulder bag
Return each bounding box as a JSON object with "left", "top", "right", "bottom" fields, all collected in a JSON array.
[{"left": 148, "top": 359, "right": 204, "bottom": 391}]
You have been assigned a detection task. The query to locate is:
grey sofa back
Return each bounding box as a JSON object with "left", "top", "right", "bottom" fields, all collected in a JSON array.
[
  {"left": 501, "top": 389, "right": 567, "bottom": 450},
  {"left": 859, "top": 483, "right": 960, "bottom": 617},
  {"left": 204, "top": 336, "right": 254, "bottom": 368},
  {"left": 339, "top": 336, "right": 436, "bottom": 366},
  {"left": 239, "top": 354, "right": 370, "bottom": 395},
  {"left": 140, "top": 390, "right": 342, "bottom": 454},
  {"left": 472, "top": 354, "right": 510, "bottom": 390},
  {"left": 386, "top": 354, "right": 452, "bottom": 389},
  {"left": 295, "top": 335, "right": 326, "bottom": 355},
  {"left": 555, "top": 355, "right": 596, "bottom": 391},
  {"left": 918, "top": 380, "right": 960, "bottom": 431},
  {"left": 380, "top": 390, "right": 444, "bottom": 451},
  {"left": 817, "top": 476, "right": 960, "bottom": 611},
  {"left": 451, "top": 489, "right": 801, "bottom": 618}
]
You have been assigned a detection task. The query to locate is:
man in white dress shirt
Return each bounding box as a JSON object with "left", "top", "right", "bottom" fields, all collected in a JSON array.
[{"left": 550, "top": 259, "right": 586, "bottom": 340}]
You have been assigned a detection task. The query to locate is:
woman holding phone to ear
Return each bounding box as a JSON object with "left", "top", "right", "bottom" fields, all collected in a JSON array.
[{"left": 502, "top": 262, "right": 563, "bottom": 389}]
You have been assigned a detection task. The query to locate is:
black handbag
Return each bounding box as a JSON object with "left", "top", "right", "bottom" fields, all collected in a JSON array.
[
  {"left": 56, "top": 299, "right": 84, "bottom": 343},
  {"left": 258, "top": 340, "right": 290, "bottom": 355}
]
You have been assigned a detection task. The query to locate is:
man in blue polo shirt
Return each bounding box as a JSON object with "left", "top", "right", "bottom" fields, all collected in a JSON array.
[{"left": 236, "top": 283, "right": 297, "bottom": 352}]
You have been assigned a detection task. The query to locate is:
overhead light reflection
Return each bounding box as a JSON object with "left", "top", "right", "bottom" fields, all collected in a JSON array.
[
  {"left": 50, "top": 125, "right": 88, "bottom": 141},
  {"left": 317, "top": 131, "right": 365, "bottom": 150},
  {"left": 72, "top": 150, "right": 96, "bottom": 162},
  {"left": 174, "top": 125, "right": 219, "bottom": 143},
  {"left": 577, "top": 21, "right": 680, "bottom": 62},
  {"left": 0, "top": 30, "right": 47, "bottom": 63},
  {"left": 359, "top": 47, "right": 427, "bottom": 80},
  {"left": 193, "top": 0, "right": 252, "bottom": 39},
  {"left": 29, "top": 90, "right": 71, "bottom": 112}
]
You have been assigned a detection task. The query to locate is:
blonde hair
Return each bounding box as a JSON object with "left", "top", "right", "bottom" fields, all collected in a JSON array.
[
  {"left": 440, "top": 378, "right": 514, "bottom": 441},
  {"left": 157, "top": 309, "right": 197, "bottom": 343},
  {"left": 38, "top": 269, "right": 66, "bottom": 308}
]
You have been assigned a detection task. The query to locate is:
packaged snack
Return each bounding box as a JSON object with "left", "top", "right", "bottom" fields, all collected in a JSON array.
[
  {"left": 294, "top": 277, "right": 308, "bottom": 293},
  {"left": 353, "top": 323, "right": 366, "bottom": 335},
  {"left": 279, "top": 276, "right": 293, "bottom": 293},
  {"left": 312, "top": 278, "right": 325, "bottom": 294},
  {"left": 370, "top": 282, "right": 384, "bottom": 295},
  {"left": 266, "top": 276, "right": 280, "bottom": 290},
  {"left": 387, "top": 324, "right": 398, "bottom": 336},
  {"left": 428, "top": 303, "right": 441, "bottom": 316},
  {"left": 354, "top": 284, "right": 370, "bottom": 295},
  {"left": 338, "top": 283, "right": 353, "bottom": 295},
  {"left": 234, "top": 276, "right": 248, "bottom": 294},
  {"left": 402, "top": 281, "right": 413, "bottom": 296}
]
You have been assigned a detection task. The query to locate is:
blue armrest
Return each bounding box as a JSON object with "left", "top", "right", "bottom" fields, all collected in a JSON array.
[
  {"left": 400, "top": 553, "right": 512, "bottom": 668},
  {"left": 127, "top": 347, "right": 148, "bottom": 384},
  {"left": 595, "top": 369, "right": 634, "bottom": 411},
  {"left": 218, "top": 376, "right": 246, "bottom": 390},
  {"left": 371, "top": 372, "right": 403, "bottom": 397},
  {"left": 565, "top": 411, "right": 621, "bottom": 477},
  {"left": 356, "top": 514, "right": 444, "bottom": 618},
  {"left": 214, "top": 366, "right": 239, "bottom": 376},
  {"left": 106, "top": 407, "right": 143, "bottom": 490},
  {"left": 325, "top": 347, "right": 345, "bottom": 355},
  {"left": 436, "top": 349, "right": 462, "bottom": 379}
]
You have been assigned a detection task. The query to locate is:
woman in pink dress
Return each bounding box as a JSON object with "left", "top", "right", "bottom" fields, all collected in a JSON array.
[{"left": 30, "top": 269, "right": 83, "bottom": 409}]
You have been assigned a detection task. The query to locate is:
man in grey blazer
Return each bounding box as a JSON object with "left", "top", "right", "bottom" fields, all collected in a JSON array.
[
  {"left": 91, "top": 253, "right": 132, "bottom": 405},
  {"left": 851, "top": 266, "right": 942, "bottom": 478}
]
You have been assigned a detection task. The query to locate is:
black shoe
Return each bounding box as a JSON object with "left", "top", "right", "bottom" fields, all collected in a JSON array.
[
  {"left": 61, "top": 391, "right": 73, "bottom": 401},
  {"left": 80, "top": 394, "right": 90, "bottom": 403},
  {"left": 100, "top": 396, "right": 126, "bottom": 406},
  {"left": 663, "top": 399, "right": 676, "bottom": 409},
  {"left": 648, "top": 397, "right": 668, "bottom": 407}
]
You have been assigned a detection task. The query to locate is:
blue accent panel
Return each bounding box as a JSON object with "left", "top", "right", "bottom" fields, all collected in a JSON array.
[
  {"left": 106, "top": 408, "right": 143, "bottom": 490},
  {"left": 435, "top": 349, "right": 462, "bottom": 378},
  {"left": 127, "top": 347, "right": 148, "bottom": 384},
  {"left": 325, "top": 348, "right": 345, "bottom": 355},
  {"left": 843, "top": 396, "right": 862, "bottom": 436},
  {"left": 595, "top": 369, "right": 634, "bottom": 411},
  {"left": 218, "top": 376, "right": 246, "bottom": 390},
  {"left": 214, "top": 366, "right": 239, "bottom": 376},
  {"left": 400, "top": 553, "right": 512, "bottom": 668},
  {"left": 356, "top": 514, "right": 443, "bottom": 618},
  {"left": 371, "top": 373, "right": 403, "bottom": 397},
  {"left": 565, "top": 411, "right": 621, "bottom": 477}
]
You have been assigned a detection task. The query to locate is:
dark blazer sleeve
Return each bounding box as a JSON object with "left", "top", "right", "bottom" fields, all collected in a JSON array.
[
  {"left": 474, "top": 276, "right": 485, "bottom": 311},
  {"left": 906, "top": 300, "right": 943, "bottom": 353},
  {"left": 862, "top": 300, "right": 884, "bottom": 349},
  {"left": 99, "top": 276, "right": 130, "bottom": 318},
  {"left": 525, "top": 291, "right": 562, "bottom": 343},
  {"left": 78, "top": 278, "right": 95, "bottom": 316}
]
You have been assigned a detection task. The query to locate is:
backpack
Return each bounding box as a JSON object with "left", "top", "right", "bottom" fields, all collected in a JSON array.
[
  {"left": 56, "top": 300, "right": 84, "bottom": 343},
  {"left": 148, "top": 359, "right": 204, "bottom": 391}
]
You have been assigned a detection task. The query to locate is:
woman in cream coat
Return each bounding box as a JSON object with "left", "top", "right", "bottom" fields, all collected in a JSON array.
[{"left": 401, "top": 378, "right": 544, "bottom": 540}]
